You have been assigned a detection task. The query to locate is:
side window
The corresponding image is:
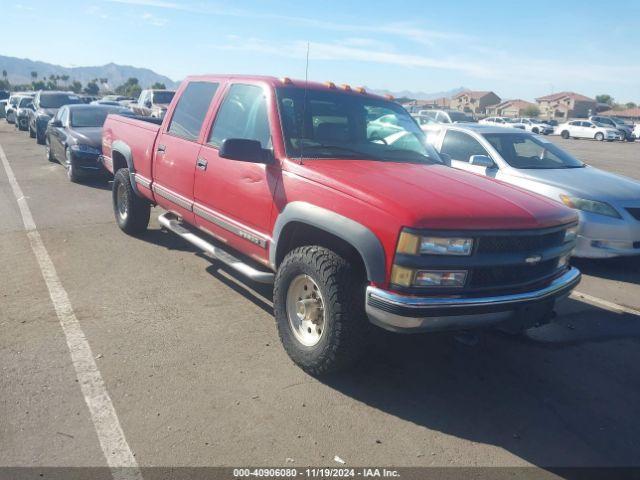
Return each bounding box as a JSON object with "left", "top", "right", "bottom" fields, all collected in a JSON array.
[
  {"left": 440, "top": 130, "right": 489, "bottom": 162},
  {"left": 59, "top": 107, "right": 69, "bottom": 125},
  {"left": 436, "top": 112, "right": 450, "bottom": 123},
  {"left": 167, "top": 82, "right": 219, "bottom": 141},
  {"left": 208, "top": 84, "right": 271, "bottom": 148}
]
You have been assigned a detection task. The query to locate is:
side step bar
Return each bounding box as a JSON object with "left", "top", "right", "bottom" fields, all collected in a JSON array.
[{"left": 158, "top": 212, "right": 275, "bottom": 284}]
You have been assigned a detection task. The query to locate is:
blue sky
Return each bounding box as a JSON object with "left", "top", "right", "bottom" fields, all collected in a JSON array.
[{"left": 5, "top": 0, "right": 640, "bottom": 102}]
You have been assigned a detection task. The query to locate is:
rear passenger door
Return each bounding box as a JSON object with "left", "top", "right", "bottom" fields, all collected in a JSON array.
[
  {"left": 151, "top": 81, "right": 220, "bottom": 223},
  {"left": 193, "top": 82, "right": 278, "bottom": 265}
]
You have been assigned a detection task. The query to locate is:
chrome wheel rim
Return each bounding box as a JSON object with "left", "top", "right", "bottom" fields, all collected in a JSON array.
[
  {"left": 286, "top": 274, "right": 325, "bottom": 347},
  {"left": 45, "top": 140, "right": 50, "bottom": 159},
  {"left": 66, "top": 149, "right": 73, "bottom": 178},
  {"left": 116, "top": 182, "right": 128, "bottom": 220}
]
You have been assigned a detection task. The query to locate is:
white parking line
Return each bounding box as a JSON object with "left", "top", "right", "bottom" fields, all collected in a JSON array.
[
  {"left": 0, "top": 144, "right": 142, "bottom": 480},
  {"left": 571, "top": 291, "right": 640, "bottom": 317}
]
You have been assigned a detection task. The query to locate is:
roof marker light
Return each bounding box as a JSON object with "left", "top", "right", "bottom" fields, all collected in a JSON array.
[
  {"left": 355, "top": 86, "right": 366, "bottom": 94},
  {"left": 341, "top": 84, "right": 352, "bottom": 91},
  {"left": 280, "top": 77, "right": 293, "bottom": 85},
  {"left": 385, "top": 94, "right": 395, "bottom": 100},
  {"left": 324, "top": 81, "right": 336, "bottom": 89}
]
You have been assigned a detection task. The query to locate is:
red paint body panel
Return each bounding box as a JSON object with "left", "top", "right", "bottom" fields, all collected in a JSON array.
[{"left": 102, "top": 74, "right": 578, "bottom": 287}]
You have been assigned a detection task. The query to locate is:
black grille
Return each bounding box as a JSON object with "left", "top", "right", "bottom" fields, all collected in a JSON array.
[
  {"left": 626, "top": 208, "right": 640, "bottom": 221},
  {"left": 477, "top": 231, "right": 565, "bottom": 253},
  {"left": 470, "top": 259, "right": 559, "bottom": 288}
]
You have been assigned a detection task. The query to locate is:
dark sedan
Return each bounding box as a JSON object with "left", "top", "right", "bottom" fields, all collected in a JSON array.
[
  {"left": 45, "top": 104, "right": 128, "bottom": 182},
  {"left": 29, "top": 91, "right": 83, "bottom": 144}
]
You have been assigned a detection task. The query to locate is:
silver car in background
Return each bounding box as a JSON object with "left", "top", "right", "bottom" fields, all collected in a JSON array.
[{"left": 428, "top": 124, "right": 640, "bottom": 258}]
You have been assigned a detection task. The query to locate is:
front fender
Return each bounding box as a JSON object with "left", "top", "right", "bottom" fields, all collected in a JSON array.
[{"left": 270, "top": 201, "right": 386, "bottom": 284}]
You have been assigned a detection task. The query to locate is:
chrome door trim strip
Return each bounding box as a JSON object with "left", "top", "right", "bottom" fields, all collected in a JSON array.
[
  {"left": 193, "top": 203, "right": 269, "bottom": 248},
  {"left": 133, "top": 173, "right": 152, "bottom": 189},
  {"left": 152, "top": 183, "right": 193, "bottom": 211}
]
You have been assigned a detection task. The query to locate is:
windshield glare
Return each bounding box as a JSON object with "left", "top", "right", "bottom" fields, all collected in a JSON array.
[
  {"left": 448, "top": 111, "right": 470, "bottom": 122},
  {"left": 70, "top": 107, "right": 123, "bottom": 127},
  {"left": 483, "top": 133, "right": 584, "bottom": 169},
  {"left": 40, "top": 93, "right": 82, "bottom": 109},
  {"left": 18, "top": 97, "right": 32, "bottom": 108},
  {"left": 276, "top": 87, "right": 442, "bottom": 164}
]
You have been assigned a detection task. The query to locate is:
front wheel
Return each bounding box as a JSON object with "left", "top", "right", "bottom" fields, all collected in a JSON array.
[
  {"left": 561, "top": 130, "right": 570, "bottom": 139},
  {"left": 274, "top": 246, "right": 368, "bottom": 375},
  {"left": 29, "top": 124, "right": 36, "bottom": 138},
  {"left": 36, "top": 126, "right": 45, "bottom": 145},
  {"left": 65, "top": 148, "right": 80, "bottom": 183},
  {"left": 112, "top": 168, "right": 150, "bottom": 235},
  {"left": 595, "top": 132, "right": 604, "bottom": 141},
  {"left": 45, "top": 137, "right": 55, "bottom": 162}
]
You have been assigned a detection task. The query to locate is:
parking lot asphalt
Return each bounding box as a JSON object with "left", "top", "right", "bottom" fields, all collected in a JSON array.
[{"left": 1, "top": 123, "right": 640, "bottom": 473}]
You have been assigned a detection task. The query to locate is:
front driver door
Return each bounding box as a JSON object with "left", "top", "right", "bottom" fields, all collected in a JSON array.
[
  {"left": 193, "top": 82, "right": 279, "bottom": 265},
  {"left": 439, "top": 129, "right": 497, "bottom": 177}
]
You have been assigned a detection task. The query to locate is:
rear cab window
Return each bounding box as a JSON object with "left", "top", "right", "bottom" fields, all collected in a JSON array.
[{"left": 167, "top": 81, "right": 219, "bottom": 141}]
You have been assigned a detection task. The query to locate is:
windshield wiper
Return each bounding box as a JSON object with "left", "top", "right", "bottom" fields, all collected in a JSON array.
[{"left": 301, "top": 144, "right": 384, "bottom": 160}]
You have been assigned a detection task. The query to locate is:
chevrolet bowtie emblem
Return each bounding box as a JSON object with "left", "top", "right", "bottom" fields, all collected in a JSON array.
[{"left": 525, "top": 254, "right": 543, "bottom": 265}]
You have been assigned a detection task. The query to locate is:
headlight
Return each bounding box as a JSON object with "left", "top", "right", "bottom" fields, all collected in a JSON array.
[
  {"left": 71, "top": 144, "right": 101, "bottom": 154},
  {"left": 559, "top": 195, "right": 621, "bottom": 218},
  {"left": 397, "top": 231, "right": 473, "bottom": 256},
  {"left": 564, "top": 224, "right": 579, "bottom": 242},
  {"left": 390, "top": 265, "right": 468, "bottom": 288}
]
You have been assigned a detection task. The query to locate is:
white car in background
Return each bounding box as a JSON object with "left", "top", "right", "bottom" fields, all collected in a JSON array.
[
  {"left": 479, "top": 116, "right": 510, "bottom": 125},
  {"left": 421, "top": 109, "right": 473, "bottom": 124},
  {"left": 512, "top": 118, "right": 554, "bottom": 135},
  {"left": 557, "top": 120, "right": 621, "bottom": 141},
  {"left": 634, "top": 124, "right": 640, "bottom": 139}
]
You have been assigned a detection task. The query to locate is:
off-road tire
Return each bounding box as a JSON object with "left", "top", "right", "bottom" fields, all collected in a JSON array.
[
  {"left": 274, "top": 246, "right": 369, "bottom": 375},
  {"left": 112, "top": 168, "right": 150, "bottom": 235}
]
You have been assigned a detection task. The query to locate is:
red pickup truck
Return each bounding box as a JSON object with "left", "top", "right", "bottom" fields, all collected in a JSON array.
[{"left": 101, "top": 75, "right": 581, "bottom": 374}]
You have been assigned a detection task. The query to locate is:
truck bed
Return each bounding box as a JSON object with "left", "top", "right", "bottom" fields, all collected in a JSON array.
[{"left": 102, "top": 113, "right": 161, "bottom": 187}]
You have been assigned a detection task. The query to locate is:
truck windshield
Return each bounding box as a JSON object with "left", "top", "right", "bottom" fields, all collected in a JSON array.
[
  {"left": 276, "top": 87, "right": 443, "bottom": 164},
  {"left": 40, "top": 94, "right": 82, "bottom": 109},
  {"left": 483, "top": 132, "right": 585, "bottom": 169}
]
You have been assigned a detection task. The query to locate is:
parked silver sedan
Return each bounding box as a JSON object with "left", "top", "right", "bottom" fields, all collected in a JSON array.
[{"left": 428, "top": 124, "right": 640, "bottom": 258}]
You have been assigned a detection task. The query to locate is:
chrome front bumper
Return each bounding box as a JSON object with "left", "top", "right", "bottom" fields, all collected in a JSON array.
[{"left": 366, "top": 267, "right": 581, "bottom": 333}]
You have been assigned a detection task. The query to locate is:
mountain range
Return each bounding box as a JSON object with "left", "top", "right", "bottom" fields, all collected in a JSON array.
[
  {"left": 0, "top": 54, "right": 178, "bottom": 90},
  {"left": 0, "top": 54, "right": 465, "bottom": 100}
]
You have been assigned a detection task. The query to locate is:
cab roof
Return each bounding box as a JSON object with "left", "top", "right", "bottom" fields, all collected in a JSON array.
[{"left": 182, "top": 74, "right": 387, "bottom": 100}]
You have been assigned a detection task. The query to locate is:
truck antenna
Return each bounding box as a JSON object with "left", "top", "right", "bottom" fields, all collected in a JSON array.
[{"left": 298, "top": 41, "right": 310, "bottom": 165}]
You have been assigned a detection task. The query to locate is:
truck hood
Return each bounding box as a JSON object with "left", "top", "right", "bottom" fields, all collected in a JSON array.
[
  {"left": 286, "top": 160, "right": 576, "bottom": 230},
  {"left": 511, "top": 165, "right": 640, "bottom": 202}
]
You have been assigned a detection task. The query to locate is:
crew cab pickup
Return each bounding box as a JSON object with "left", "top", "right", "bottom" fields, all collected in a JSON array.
[{"left": 101, "top": 75, "right": 581, "bottom": 374}]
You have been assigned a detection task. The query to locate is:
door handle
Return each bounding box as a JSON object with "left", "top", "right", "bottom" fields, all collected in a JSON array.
[
  {"left": 157, "top": 144, "right": 166, "bottom": 153},
  {"left": 196, "top": 157, "right": 208, "bottom": 170}
]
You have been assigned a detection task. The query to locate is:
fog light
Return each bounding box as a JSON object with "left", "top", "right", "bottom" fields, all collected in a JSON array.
[
  {"left": 564, "top": 225, "right": 579, "bottom": 243},
  {"left": 558, "top": 255, "right": 570, "bottom": 268},
  {"left": 414, "top": 270, "right": 467, "bottom": 287}
]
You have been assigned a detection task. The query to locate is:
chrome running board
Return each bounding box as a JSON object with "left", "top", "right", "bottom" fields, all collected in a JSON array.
[{"left": 158, "top": 212, "right": 275, "bottom": 284}]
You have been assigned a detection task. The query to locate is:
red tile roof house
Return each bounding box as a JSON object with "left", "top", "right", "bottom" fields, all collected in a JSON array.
[
  {"left": 535, "top": 92, "right": 597, "bottom": 120},
  {"left": 600, "top": 108, "right": 640, "bottom": 122},
  {"left": 450, "top": 90, "right": 501, "bottom": 114},
  {"left": 488, "top": 99, "right": 538, "bottom": 117},
  {"left": 400, "top": 97, "right": 451, "bottom": 113}
]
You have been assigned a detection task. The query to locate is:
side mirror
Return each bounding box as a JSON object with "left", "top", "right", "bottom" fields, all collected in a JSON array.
[
  {"left": 469, "top": 154, "right": 495, "bottom": 168},
  {"left": 591, "top": 125, "right": 596, "bottom": 128},
  {"left": 438, "top": 152, "right": 452, "bottom": 166},
  {"left": 50, "top": 119, "right": 62, "bottom": 127},
  {"left": 219, "top": 138, "right": 272, "bottom": 164},
  {"left": 145, "top": 100, "right": 152, "bottom": 108}
]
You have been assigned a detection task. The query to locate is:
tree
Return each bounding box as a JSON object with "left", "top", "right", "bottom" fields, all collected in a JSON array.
[
  {"left": 61, "top": 74, "right": 70, "bottom": 87},
  {"left": 625, "top": 102, "right": 637, "bottom": 109},
  {"left": 2, "top": 70, "right": 7, "bottom": 80},
  {"left": 70, "top": 80, "right": 83, "bottom": 94},
  {"left": 151, "top": 82, "right": 166, "bottom": 89},
  {"left": 522, "top": 105, "right": 541, "bottom": 117},
  {"left": 115, "top": 77, "right": 142, "bottom": 98},
  {"left": 84, "top": 80, "right": 100, "bottom": 95},
  {"left": 595, "top": 94, "right": 613, "bottom": 105}
]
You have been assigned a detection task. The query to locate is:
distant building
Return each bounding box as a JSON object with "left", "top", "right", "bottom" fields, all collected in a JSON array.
[
  {"left": 450, "top": 90, "right": 501, "bottom": 115},
  {"left": 599, "top": 108, "right": 640, "bottom": 121},
  {"left": 535, "top": 92, "right": 597, "bottom": 120},
  {"left": 400, "top": 97, "right": 450, "bottom": 113},
  {"left": 488, "top": 99, "right": 538, "bottom": 117}
]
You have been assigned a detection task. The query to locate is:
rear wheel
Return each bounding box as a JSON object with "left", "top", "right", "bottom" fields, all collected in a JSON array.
[
  {"left": 36, "top": 126, "right": 45, "bottom": 145},
  {"left": 112, "top": 168, "right": 150, "bottom": 235},
  {"left": 274, "top": 246, "right": 368, "bottom": 375},
  {"left": 595, "top": 132, "right": 604, "bottom": 141},
  {"left": 29, "top": 124, "right": 36, "bottom": 138},
  {"left": 561, "top": 130, "right": 570, "bottom": 139}
]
